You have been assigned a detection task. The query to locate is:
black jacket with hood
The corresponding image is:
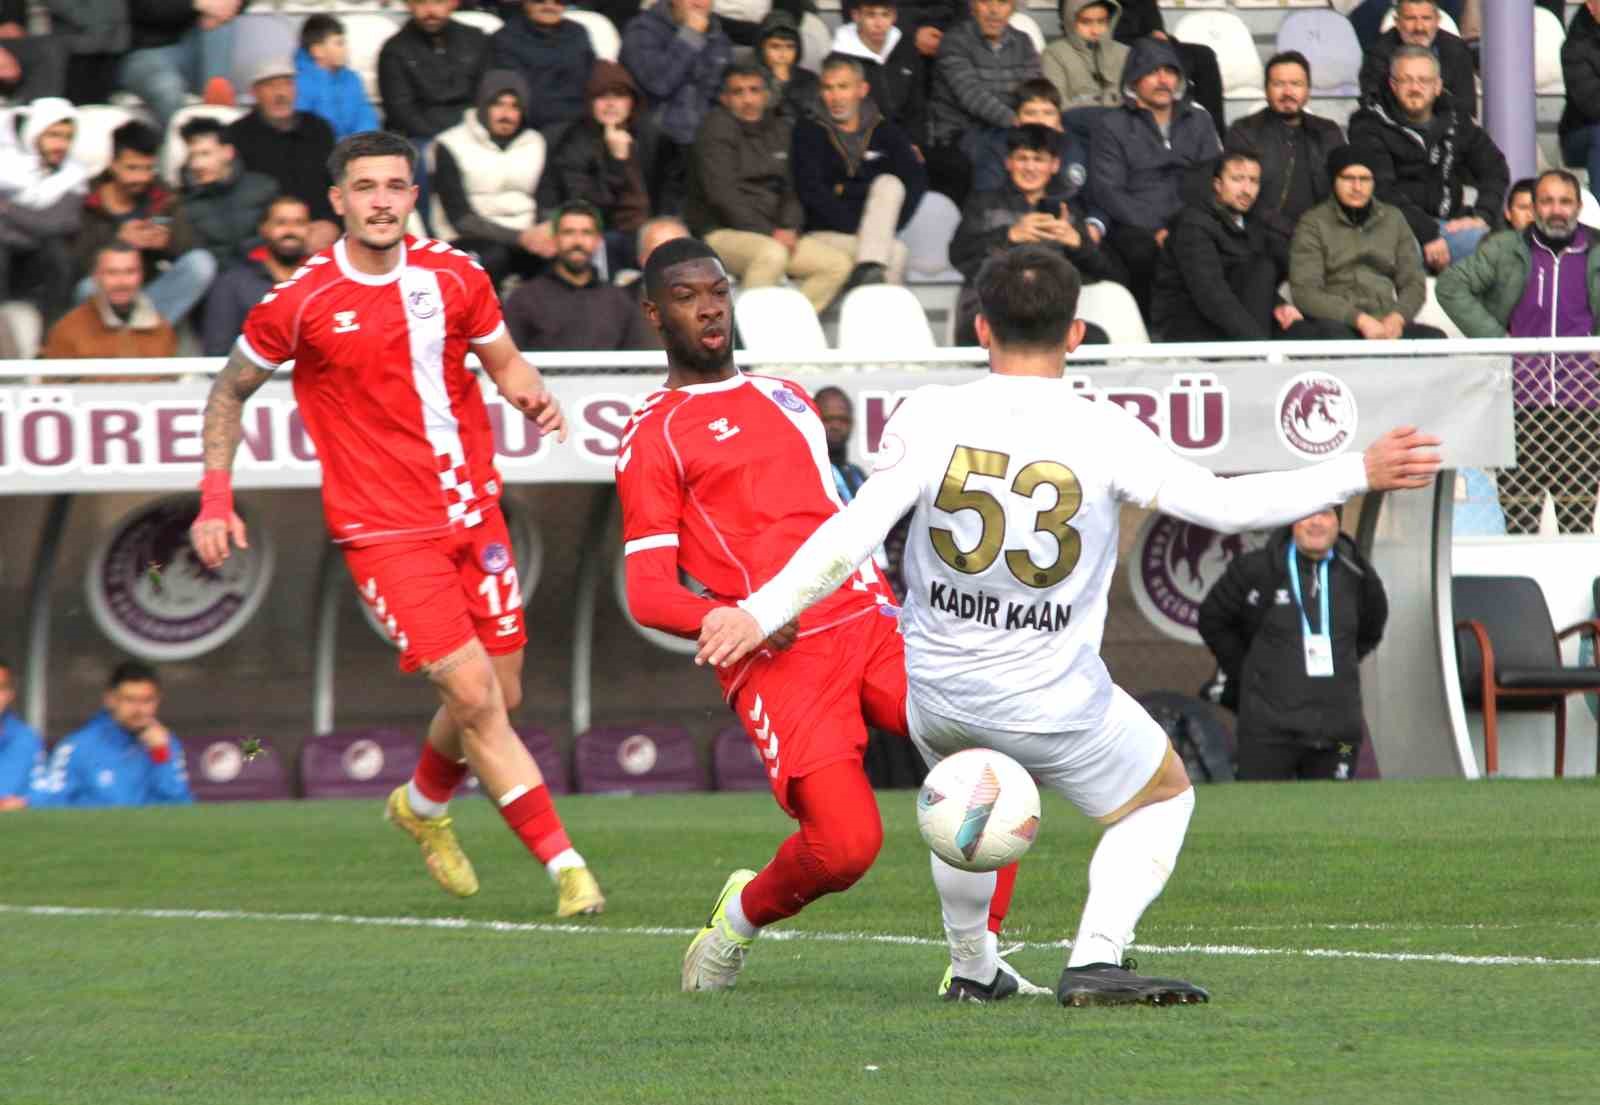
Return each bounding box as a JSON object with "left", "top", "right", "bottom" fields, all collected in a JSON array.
[
  {"left": 537, "top": 60, "right": 658, "bottom": 234},
  {"left": 1150, "top": 196, "right": 1287, "bottom": 341},
  {"left": 490, "top": 8, "right": 596, "bottom": 132},
  {"left": 757, "top": 12, "right": 821, "bottom": 124},
  {"left": 1358, "top": 26, "right": 1478, "bottom": 121}
]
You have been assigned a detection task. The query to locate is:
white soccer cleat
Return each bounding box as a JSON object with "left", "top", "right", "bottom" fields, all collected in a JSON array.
[{"left": 681, "top": 869, "right": 758, "bottom": 992}]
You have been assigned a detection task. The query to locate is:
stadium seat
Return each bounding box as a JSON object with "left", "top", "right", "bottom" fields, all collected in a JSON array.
[
  {"left": 1008, "top": 11, "right": 1046, "bottom": 55},
  {"left": 1076, "top": 280, "right": 1149, "bottom": 345},
  {"left": 1453, "top": 575, "right": 1600, "bottom": 778},
  {"left": 1173, "top": 11, "right": 1264, "bottom": 100},
  {"left": 0, "top": 301, "right": 42, "bottom": 360},
  {"left": 185, "top": 736, "right": 295, "bottom": 801},
  {"left": 1276, "top": 10, "right": 1363, "bottom": 98},
  {"left": 564, "top": 9, "right": 622, "bottom": 63},
  {"left": 1416, "top": 277, "right": 1466, "bottom": 340},
  {"left": 1582, "top": 187, "right": 1600, "bottom": 232},
  {"left": 227, "top": 12, "right": 299, "bottom": 94},
  {"left": 299, "top": 727, "right": 420, "bottom": 799},
  {"left": 898, "top": 191, "right": 963, "bottom": 283},
  {"left": 160, "top": 104, "right": 246, "bottom": 186},
  {"left": 799, "top": 12, "right": 832, "bottom": 75},
  {"left": 1380, "top": 7, "right": 1460, "bottom": 36},
  {"left": 836, "top": 285, "right": 936, "bottom": 352},
  {"left": 1535, "top": 6, "right": 1566, "bottom": 97},
  {"left": 343, "top": 13, "right": 404, "bottom": 103},
  {"left": 734, "top": 286, "right": 827, "bottom": 354},
  {"left": 573, "top": 725, "right": 705, "bottom": 794},
  {"left": 70, "top": 104, "right": 144, "bottom": 179},
  {"left": 453, "top": 10, "right": 504, "bottom": 35},
  {"left": 711, "top": 725, "right": 770, "bottom": 790}
]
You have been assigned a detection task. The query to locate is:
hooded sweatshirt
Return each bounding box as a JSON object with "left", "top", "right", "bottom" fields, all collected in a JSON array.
[
  {"left": 490, "top": 6, "right": 596, "bottom": 131},
  {"left": 430, "top": 69, "right": 548, "bottom": 245},
  {"left": 831, "top": 20, "right": 927, "bottom": 146},
  {"left": 1042, "top": 0, "right": 1129, "bottom": 108},
  {"left": 537, "top": 60, "right": 655, "bottom": 234},
  {"left": 757, "top": 11, "right": 820, "bottom": 123},
  {"left": 0, "top": 98, "right": 88, "bottom": 249}
]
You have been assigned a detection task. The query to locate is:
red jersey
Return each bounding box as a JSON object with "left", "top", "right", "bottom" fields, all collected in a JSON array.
[
  {"left": 237, "top": 235, "right": 507, "bottom": 546},
  {"left": 616, "top": 372, "right": 895, "bottom": 644}
]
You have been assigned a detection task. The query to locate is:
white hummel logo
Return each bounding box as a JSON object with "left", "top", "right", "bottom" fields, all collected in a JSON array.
[
  {"left": 708, "top": 417, "right": 741, "bottom": 442},
  {"left": 333, "top": 310, "right": 360, "bottom": 333},
  {"left": 1275, "top": 589, "right": 1291, "bottom": 605}
]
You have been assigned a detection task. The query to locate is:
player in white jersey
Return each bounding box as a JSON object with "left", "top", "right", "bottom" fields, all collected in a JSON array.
[{"left": 695, "top": 245, "right": 1443, "bottom": 1006}]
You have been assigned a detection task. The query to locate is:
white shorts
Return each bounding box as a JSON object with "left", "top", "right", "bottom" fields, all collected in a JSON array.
[{"left": 907, "top": 685, "right": 1170, "bottom": 821}]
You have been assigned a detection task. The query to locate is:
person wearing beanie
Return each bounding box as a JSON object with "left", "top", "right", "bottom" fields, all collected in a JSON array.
[
  {"left": 757, "top": 10, "right": 820, "bottom": 123},
  {"left": 490, "top": 0, "right": 596, "bottom": 132},
  {"left": 1286, "top": 144, "right": 1444, "bottom": 341}
]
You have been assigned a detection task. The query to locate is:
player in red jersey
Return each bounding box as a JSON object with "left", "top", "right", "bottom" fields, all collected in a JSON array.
[
  {"left": 188, "top": 131, "right": 605, "bottom": 918},
  {"left": 618, "top": 238, "right": 1028, "bottom": 999}
]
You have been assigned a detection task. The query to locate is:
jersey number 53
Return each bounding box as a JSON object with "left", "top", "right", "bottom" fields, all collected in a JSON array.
[{"left": 929, "top": 446, "right": 1083, "bottom": 589}]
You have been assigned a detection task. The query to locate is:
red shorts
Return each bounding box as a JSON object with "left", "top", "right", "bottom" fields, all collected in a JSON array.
[
  {"left": 341, "top": 511, "right": 527, "bottom": 673},
  {"left": 722, "top": 607, "right": 908, "bottom": 816}
]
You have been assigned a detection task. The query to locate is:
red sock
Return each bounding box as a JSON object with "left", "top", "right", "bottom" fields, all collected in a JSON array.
[
  {"left": 412, "top": 742, "right": 469, "bottom": 803},
  {"left": 498, "top": 785, "right": 573, "bottom": 864},
  {"left": 988, "top": 862, "right": 1019, "bottom": 935}
]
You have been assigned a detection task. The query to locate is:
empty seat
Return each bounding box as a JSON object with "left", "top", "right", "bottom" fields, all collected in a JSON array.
[
  {"left": 734, "top": 286, "right": 827, "bottom": 354},
  {"left": 160, "top": 103, "right": 245, "bottom": 186},
  {"left": 574, "top": 725, "right": 704, "bottom": 794},
  {"left": 1535, "top": 6, "right": 1566, "bottom": 97},
  {"left": 799, "top": 13, "right": 832, "bottom": 75},
  {"left": 1416, "top": 276, "right": 1465, "bottom": 340},
  {"left": 712, "top": 725, "right": 771, "bottom": 791},
  {"left": 1174, "top": 11, "right": 1263, "bottom": 100},
  {"left": 452, "top": 10, "right": 504, "bottom": 35},
  {"left": 185, "top": 736, "right": 295, "bottom": 801},
  {"left": 1008, "top": 11, "right": 1045, "bottom": 55},
  {"left": 564, "top": 9, "right": 622, "bottom": 63},
  {"left": 1076, "top": 280, "right": 1148, "bottom": 345},
  {"left": 898, "top": 191, "right": 963, "bottom": 283},
  {"left": 1276, "top": 10, "right": 1363, "bottom": 98},
  {"left": 343, "top": 13, "right": 405, "bottom": 103},
  {"left": 836, "top": 284, "right": 936, "bottom": 352},
  {"left": 299, "top": 727, "right": 419, "bottom": 799}
]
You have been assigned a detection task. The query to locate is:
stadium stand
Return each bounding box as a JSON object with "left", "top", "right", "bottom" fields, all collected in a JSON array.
[
  {"left": 1008, "top": 10, "right": 1048, "bottom": 54},
  {"left": 1076, "top": 280, "right": 1150, "bottom": 345},
  {"left": 299, "top": 728, "right": 420, "bottom": 799},
  {"left": 734, "top": 286, "right": 829, "bottom": 354},
  {"left": 342, "top": 12, "right": 403, "bottom": 104},
  {"left": 184, "top": 737, "right": 295, "bottom": 802},
  {"left": 711, "top": 725, "right": 770, "bottom": 791},
  {"left": 564, "top": 9, "right": 624, "bottom": 63},
  {"left": 1275, "top": 10, "right": 1363, "bottom": 98},
  {"left": 1175, "top": 9, "right": 1266, "bottom": 101},
  {"left": 574, "top": 725, "right": 704, "bottom": 794},
  {"left": 836, "top": 285, "right": 936, "bottom": 351},
  {"left": 451, "top": 10, "right": 506, "bottom": 36}
]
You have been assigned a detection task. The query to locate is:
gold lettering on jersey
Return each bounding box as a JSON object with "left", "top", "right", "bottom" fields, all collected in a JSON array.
[
  {"left": 1006, "top": 460, "right": 1082, "bottom": 589},
  {"left": 930, "top": 448, "right": 1085, "bottom": 589}
]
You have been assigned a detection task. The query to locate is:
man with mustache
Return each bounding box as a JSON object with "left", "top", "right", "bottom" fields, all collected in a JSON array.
[
  {"left": 201, "top": 195, "right": 311, "bottom": 356},
  {"left": 502, "top": 201, "right": 653, "bottom": 350}
]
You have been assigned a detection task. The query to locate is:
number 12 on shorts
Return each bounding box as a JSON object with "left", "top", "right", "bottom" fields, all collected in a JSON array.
[{"left": 478, "top": 567, "right": 523, "bottom": 636}]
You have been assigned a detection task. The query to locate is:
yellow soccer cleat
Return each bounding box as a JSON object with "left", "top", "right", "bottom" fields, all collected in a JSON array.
[
  {"left": 384, "top": 785, "right": 480, "bottom": 898},
  {"left": 556, "top": 865, "right": 606, "bottom": 918},
  {"left": 682, "top": 869, "right": 758, "bottom": 992}
]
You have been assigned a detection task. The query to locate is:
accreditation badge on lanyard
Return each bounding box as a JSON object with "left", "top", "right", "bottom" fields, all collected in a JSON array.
[{"left": 1288, "top": 545, "right": 1334, "bottom": 678}]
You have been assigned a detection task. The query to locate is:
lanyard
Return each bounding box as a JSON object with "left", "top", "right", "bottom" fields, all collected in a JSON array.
[
  {"left": 832, "top": 464, "right": 855, "bottom": 504},
  {"left": 1286, "top": 545, "right": 1330, "bottom": 638}
]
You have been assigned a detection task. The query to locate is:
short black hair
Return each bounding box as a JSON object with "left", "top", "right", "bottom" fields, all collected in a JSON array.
[
  {"left": 108, "top": 660, "right": 160, "bottom": 690},
  {"left": 179, "top": 116, "right": 229, "bottom": 145},
  {"left": 643, "top": 237, "right": 723, "bottom": 301},
  {"left": 1006, "top": 123, "right": 1061, "bottom": 158},
  {"left": 975, "top": 245, "right": 1082, "bottom": 351},
  {"left": 301, "top": 13, "right": 345, "bottom": 51},
  {"left": 553, "top": 199, "right": 604, "bottom": 232},
  {"left": 1014, "top": 77, "right": 1061, "bottom": 109},
  {"left": 94, "top": 240, "right": 141, "bottom": 269},
  {"left": 112, "top": 120, "right": 161, "bottom": 160},
  {"left": 261, "top": 194, "right": 310, "bottom": 224},
  {"left": 328, "top": 130, "right": 417, "bottom": 184},
  {"left": 1264, "top": 49, "right": 1311, "bottom": 86},
  {"left": 1214, "top": 146, "right": 1261, "bottom": 178},
  {"left": 812, "top": 385, "right": 850, "bottom": 407},
  {"left": 1507, "top": 177, "right": 1536, "bottom": 209},
  {"left": 721, "top": 62, "right": 767, "bottom": 92}
]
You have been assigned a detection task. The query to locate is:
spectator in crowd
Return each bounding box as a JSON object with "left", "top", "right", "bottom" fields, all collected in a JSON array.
[
  {"left": 226, "top": 58, "right": 341, "bottom": 253},
  {"left": 685, "top": 64, "right": 854, "bottom": 312},
  {"left": 1089, "top": 36, "right": 1220, "bottom": 317},
  {"left": 491, "top": 0, "right": 595, "bottom": 132},
  {"left": 0, "top": 658, "right": 41, "bottom": 811},
  {"left": 202, "top": 195, "right": 309, "bottom": 356},
  {"left": 504, "top": 201, "right": 655, "bottom": 351},
  {"left": 119, "top": 0, "right": 241, "bottom": 129},
  {"left": 793, "top": 54, "right": 926, "bottom": 291},
  {"left": 75, "top": 121, "right": 215, "bottom": 330},
  {"left": 27, "top": 660, "right": 192, "bottom": 808},
  {"left": 1223, "top": 51, "right": 1345, "bottom": 249},
  {"left": 430, "top": 69, "right": 552, "bottom": 289},
  {"left": 0, "top": 97, "right": 84, "bottom": 326},
  {"left": 42, "top": 242, "right": 178, "bottom": 359},
  {"left": 637, "top": 214, "right": 689, "bottom": 270},
  {"left": 984, "top": 78, "right": 1103, "bottom": 208},
  {"left": 924, "top": 0, "right": 1041, "bottom": 206},
  {"left": 1437, "top": 170, "right": 1600, "bottom": 534},
  {"left": 1151, "top": 148, "right": 1301, "bottom": 343},
  {"left": 1349, "top": 45, "right": 1507, "bottom": 273},
  {"left": 814, "top": 385, "right": 868, "bottom": 499},
  {"left": 949, "top": 124, "right": 1114, "bottom": 344},
  {"left": 1560, "top": 0, "right": 1600, "bottom": 205},
  {"left": 379, "top": 0, "right": 492, "bottom": 150},
  {"left": 1358, "top": 0, "right": 1476, "bottom": 120},
  {"left": 832, "top": 0, "right": 928, "bottom": 148},
  {"left": 1107, "top": 0, "right": 1225, "bottom": 136},
  {"left": 1504, "top": 177, "right": 1535, "bottom": 233},
  {"left": 295, "top": 14, "right": 381, "bottom": 142},
  {"left": 1043, "top": 0, "right": 1127, "bottom": 109},
  {"left": 620, "top": 0, "right": 735, "bottom": 212},
  {"left": 891, "top": 0, "right": 962, "bottom": 61},
  {"left": 1198, "top": 507, "right": 1387, "bottom": 782},
  {"left": 538, "top": 61, "right": 659, "bottom": 276},
  {"left": 43, "top": 0, "right": 128, "bottom": 105},
  {"left": 1288, "top": 145, "right": 1443, "bottom": 340},
  {"left": 1342, "top": 0, "right": 1464, "bottom": 50},
  {"left": 0, "top": 0, "right": 65, "bottom": 103},
  {"left": 755, "top": 11, "right": 820, "bottom": 124},
  {"left": 178, "top": 117, "right": 278, "bottom": 268}
]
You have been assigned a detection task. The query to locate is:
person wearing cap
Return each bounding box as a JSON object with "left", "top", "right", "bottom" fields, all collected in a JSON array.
[
  {"left": 756, "top": 11, "right": 819, "bottom": 124},
  {"left": 832, "top": 0, "right": 928, "bottom": 148},
  {"left": 1287, "top": 145, "right": 1444, "bottom": 340},
  {"left": 225, "top": 56, "right": 342, "bottom": 254},
  {"left": 502, "top": 201, "right": 655, "bottom": 351},
  {"left": 490, "top": 0, "right": 595, "bottom": 132}
]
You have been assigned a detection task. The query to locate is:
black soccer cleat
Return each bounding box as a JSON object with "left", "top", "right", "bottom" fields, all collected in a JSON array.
[
  {"left": 942, "top": 966, "right": 1020, "bottom": 1004},
  {"left": 1057, "top": 959, "right": 1210, "bottom": 1008}
]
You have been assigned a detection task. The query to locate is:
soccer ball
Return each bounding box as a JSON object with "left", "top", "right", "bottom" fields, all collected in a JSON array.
[{"left": 916, "top": 748, "right": 1041, "bottom": 873}]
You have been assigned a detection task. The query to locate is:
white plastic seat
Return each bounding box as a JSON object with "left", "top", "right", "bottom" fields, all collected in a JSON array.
[
  {"left": 898, "top": 191, "right": 963, "bottom": 282},
  {"left": 1173, "top": 11, "right": 1264, "bottom": 101},
  {"left": 343, "top": 13, "right": 405, "bottom": 104},
  {"left": 1416, "top": 276, "right": 1465, "bottom": 340},
  {"left": 1076, "top": 281, "right": 1148, "bottom": 346},
  {"left": 733, "top": 286, "right": 827, "bottom": 355},
  {"left": 0, "top": 301, "right": 42, "bottom": 360},
  {"left": 799, "top": 13, "right": 833, "bottom": 75},
  {"left": 564, "top": 9, "right": 622, "bottom": 63},
  {"left": 1276, "top": 10, "right": 1363, "bottom": 99},
  {"left": 69, "top": 104, "right": 144, "bottom": 179},
  {"left": 1380, "top": 8, "right": 1461, "bottom": 37},
  {"left": 835, "top": 285, "right": 935, "bottom": 352},
  {"left": 1008, "top": 11, "right": 1046, "bottom": 55},
  {"left": 1535, "top": 6, "right": 1566, "bottom": 97},
  {"left": 452, "top": 10, "right": 504, "bottom": 36},
  {"left": 160, "top": 104, "right": 245, "bottom": 186}
]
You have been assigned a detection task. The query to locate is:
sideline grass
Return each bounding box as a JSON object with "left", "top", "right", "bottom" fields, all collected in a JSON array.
[{"left": 4, "top": 779, "right": 1597, "bottom": 1104}]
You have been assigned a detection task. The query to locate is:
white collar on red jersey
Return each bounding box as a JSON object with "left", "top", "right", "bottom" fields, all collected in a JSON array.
[
  {"left": 334, "top": 236, "right": 408, "bottom": 286},
  {"left": 673, "top": 370, "right": 747, "bottom": 395}
]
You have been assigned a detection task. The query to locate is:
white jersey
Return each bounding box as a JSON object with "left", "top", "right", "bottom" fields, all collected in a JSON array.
[{"left": 740, "top": 374, "right": 1370, "bottom": 733}]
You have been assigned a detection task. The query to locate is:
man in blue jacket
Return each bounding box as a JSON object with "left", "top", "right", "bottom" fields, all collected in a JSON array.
[
  {"left": 295, "top": 15, "right": 380, "bottom": 141},
  {"left": 793, "top": 54, "right": 926, "bottom": 289},
  {"left": 0, "top": 658, "right": 42, "bottom": 810},
  {"left": 490, "top": 0, "right": 596, "bottom": 132},
  {"left": 27, "top": 660, "right": 192, "bottom": 808}
]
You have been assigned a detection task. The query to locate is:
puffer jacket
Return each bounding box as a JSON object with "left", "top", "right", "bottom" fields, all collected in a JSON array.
[
  {"left": 683, "top": 103, "right": 801, "bottom": 235},
  {"left": 926, "top": 16, "right": 1041, "bottom": 147},
  {"left": 377, "top": 16, "right": 491, "bottom": 139},
  {"left": 1042, "top": 0, "right": 1129, "bottom": 108},
  {"left": 490, "top": 9, "right": 595, "bottom": 131},
  {"left": 1288, "top": 197, "right": 1425, "bottom": 325},
  {"left": 180, "top": 159, "right": 278, "bottom": 265},
  {"left": 620, "top": 4, "right": 735, "bottom": 146},
  {"left": 430, "top": 69, "right": 547, "bottom": 243}
]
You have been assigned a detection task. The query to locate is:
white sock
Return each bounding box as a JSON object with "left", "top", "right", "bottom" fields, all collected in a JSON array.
[
  {"left": 722, "top": 888, "right": 760, "bottom": 940},
  {"left": 930, "top": 851, "right": 998, "bottom": 982},
  {"left": 406, "top": 780, "right": 448, "bottom": 819},
  {"left": 544, "top": 848, "right": 585, "bottom": 880},
  {"left": 1067, "top": 787, "right": 1195, "bottom": 969}
]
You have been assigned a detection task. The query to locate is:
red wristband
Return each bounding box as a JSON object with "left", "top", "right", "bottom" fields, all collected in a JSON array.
[{"left": 198, "top": 469, "right": 234, "bottom": 523}]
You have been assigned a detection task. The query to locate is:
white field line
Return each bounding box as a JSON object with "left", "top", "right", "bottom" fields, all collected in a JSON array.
[{"left": 3, "top": 902, "right": 1599, "bottom": 968}]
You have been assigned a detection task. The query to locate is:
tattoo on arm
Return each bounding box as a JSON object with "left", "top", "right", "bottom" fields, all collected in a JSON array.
[{"left": 201, "top": 348, "right": 276, "bottom": 472}]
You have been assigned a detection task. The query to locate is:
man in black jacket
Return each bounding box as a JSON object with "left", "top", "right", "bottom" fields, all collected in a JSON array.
[
  {"left": 225, "top": 57, "right": 341, "bottom": 253},
  {"left": 1560, "top": 0, "right": 1600, "bottom": 204},
  {"left": 201, "top": 195, "right": 309, "bottom": 356},
  {"left": 1357, "top": 0, "right": 1476, "bottom": 120},
  {"left": 1348, "top": 45, "right": 1507, "bottom": 273},
  {"left": 1223, "top": 51, "right": 1344, "bottom": 249},
  {"left": 489, "top": 0, "right": 595, "bottom": 132},
  {"left": 832, "top": 0, "right": 928, "bottom": 149},
  {"left": 1198, "top": 510, "right": 1388, "bottom": 782},
  {"left": 378, "top": 0, "right": 492, "bottom": 145},
  {"left": 793, "top": 54, "right": 926, "bottom": 290},
  {"left": 1150, "top": 148, "right": 1301, "bottom": 343}
]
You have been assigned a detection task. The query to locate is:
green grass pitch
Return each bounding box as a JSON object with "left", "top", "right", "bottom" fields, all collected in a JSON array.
[{"left": 4, "top": 778, "right": 1598, "bottom": 1104}]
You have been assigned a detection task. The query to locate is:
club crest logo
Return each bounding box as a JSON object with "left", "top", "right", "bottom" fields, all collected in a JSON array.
[
  {"left": 618, "top": 733, "right": 658, "bottom": 776},
  {"left": 1128, "top": 513, "right": 1267, "bottom": 644},
  {"left": 773, "top": 388, "right": 808, "bottom": 413},
  {"left": 481, "top": 541, "right": 510, "bottom": 574},
  {"left": 406, "top": 287, "right": 439, "bottom": 319},
  {"left": 1276, "top": 371, "right": 1358, "bottom": 459},
  {"left": 201, "top": 741, "right": 244, "bottom": 783}
]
